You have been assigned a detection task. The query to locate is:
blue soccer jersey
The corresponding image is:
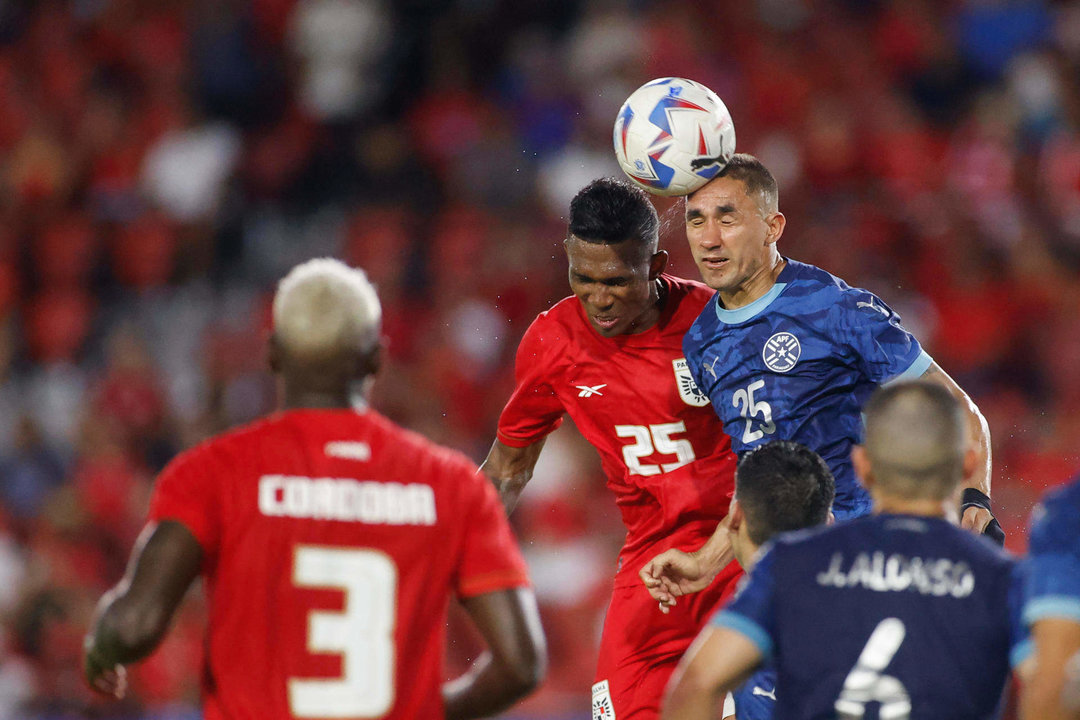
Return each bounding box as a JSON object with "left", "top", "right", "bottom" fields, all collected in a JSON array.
[
  {"left": 732, "top": 666, "right": 776, "bottom": 719},
  {"left": 1023, "top": 477, "right": 1080, "bottom": 628},
  {"left": 713, "top": 514, "right": 1026, "bottom": 720},
  {"left": 683, "top": 260, "right": 932, "bottom": 517}
]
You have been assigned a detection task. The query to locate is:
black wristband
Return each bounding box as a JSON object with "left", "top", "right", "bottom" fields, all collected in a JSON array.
[
  {"left": 961, "top": 488, "right": 1005, "bottom": 546},
  {"left": 961, "top": 488, "right": 992, "bottom": 511}
]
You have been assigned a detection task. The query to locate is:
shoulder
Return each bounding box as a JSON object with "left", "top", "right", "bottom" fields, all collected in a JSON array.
[
  {"left": 367, "top": 410, "right": 480, "bottom": 479},
  {"left": 1030, "top": 478, "right": 1080, "bottom": 552},
  {"left": 162, "top": 415, "right": 281, "bottom": 475},
  {"left": 519, "top": 295, "right": 585, "bottom": 349}
]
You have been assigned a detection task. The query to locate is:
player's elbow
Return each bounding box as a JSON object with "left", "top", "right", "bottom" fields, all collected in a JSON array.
[
  {"left": 101, "top": 597, "right": 171, "bottom": 660},
  {"left": 501, "top": 634, "right": 548, "bottom": 696}
]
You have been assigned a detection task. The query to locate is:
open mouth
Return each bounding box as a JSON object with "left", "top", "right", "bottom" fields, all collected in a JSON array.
[
  {"left": 701, "top": 258, "right": 728, "bottom": 270},
  {"left": 594, "top": 316, "right": 619, "bottom": 330}
]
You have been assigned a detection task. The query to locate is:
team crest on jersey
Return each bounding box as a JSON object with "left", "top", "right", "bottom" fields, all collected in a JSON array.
[
  {"left": 592, "top": 680, "right": 616, "bottom": 720},
  {"left": 673, "top": 358, "right": 710, "bottom": 406},
  {"left": 763, "top": 332, "right": 801, "bottom": 373}
]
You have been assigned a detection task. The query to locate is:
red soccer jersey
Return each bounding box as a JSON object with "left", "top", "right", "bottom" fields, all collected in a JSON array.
[
  {"left": 148, "top": 407, "right": 529, "bottom": 720},
  {"left": 497, "top": 274, "right": 736, "bottom": 587}
]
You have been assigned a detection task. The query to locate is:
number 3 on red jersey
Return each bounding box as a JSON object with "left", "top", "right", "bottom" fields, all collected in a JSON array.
[
  {"left": 290, "top": 546, "right": 396, "bottom": 718},
  {"left": 615, "top": 421, "right": 696, "bottom": 476}
]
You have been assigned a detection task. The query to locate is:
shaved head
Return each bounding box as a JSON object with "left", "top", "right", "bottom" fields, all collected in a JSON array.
[
  {"left": 862, "top": 381, "right": 966, "bottom": 500},
  {"left": 273, "top": 258, "right": 381, "bottom": 366}
]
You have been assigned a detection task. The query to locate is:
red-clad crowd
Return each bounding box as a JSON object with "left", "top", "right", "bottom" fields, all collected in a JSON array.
[{"left": 0, "top": 0, "right": 1078, "bottom": 717}]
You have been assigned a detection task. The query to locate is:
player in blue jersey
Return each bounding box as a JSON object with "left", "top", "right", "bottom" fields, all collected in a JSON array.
[
  {"left": 1020, "top": 476, "right": 1080, "bottom": 719},
  {"left": 713, "top": 440, "right": 834, "bottom": 720},
  {"left": 641, "top": 154, "right": 1000, "bottom": 606},
  {"left": 662, "top": 381, "right": 1027, "bottom": 720}
]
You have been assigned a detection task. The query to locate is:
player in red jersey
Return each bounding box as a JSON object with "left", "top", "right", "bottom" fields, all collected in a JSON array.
[
  {"left": 83, "top": 258, "right": 546, "bottom": 720},
  {"left": 483, "top": 178, "right": 740, "bottom": 720}
]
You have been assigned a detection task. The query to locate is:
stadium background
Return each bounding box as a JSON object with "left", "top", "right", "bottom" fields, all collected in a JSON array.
[{"left": 0, "top": 0, "right": 1076, "bottom": 717}]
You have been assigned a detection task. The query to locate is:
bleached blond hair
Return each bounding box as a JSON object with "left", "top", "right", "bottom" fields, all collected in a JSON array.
[{"left": 272, "top": 258, "right": 381, "bottom": 360}]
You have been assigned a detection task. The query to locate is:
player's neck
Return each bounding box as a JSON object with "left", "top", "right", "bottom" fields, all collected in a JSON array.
[
  {"left": 280, "top": 386, "right": 355, "bottom": 411},
  {"left": 718, "top": 254, "right": 786, "bottom": 310},
  {"left": 871, "top": 495, "right": 952, "bottom": 519}
]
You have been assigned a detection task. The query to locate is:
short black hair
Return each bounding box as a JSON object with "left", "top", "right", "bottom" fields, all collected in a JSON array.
[
  {"left": 568, "top": 177, "right": 659, "bottom": 248},
  {"left": 712, "top": 153, "right": 778, "bottom": 212},
  {"left": 736, "top": 440, "right": 835, "bottom": 546}
]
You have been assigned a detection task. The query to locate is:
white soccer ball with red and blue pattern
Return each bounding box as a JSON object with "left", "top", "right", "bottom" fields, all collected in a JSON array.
[{"left": 613, "top": 77, "right": 736, "bottom": 197}]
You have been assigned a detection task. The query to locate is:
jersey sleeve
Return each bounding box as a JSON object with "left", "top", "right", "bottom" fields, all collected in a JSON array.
[
  {"left": 147, "top": 445, "right": 221, "bottom": 558},
  {"left": 710, "top": 542, "right": 779, "bottom": 662},
  {"left": 496, "top": 317, "right": 565, "bottom": 447},
  {"left": 1010, "top": 561, "right": 1034, "bottom": 669},
  {"left": 452, "top": 462, "right": 531, "bottom": 598},
  {"left": 837, "top": 289, "right": 932, "bottom": 385},
  {"left": 1022, "top": 493, "right": 1080, "bottom": 626}
]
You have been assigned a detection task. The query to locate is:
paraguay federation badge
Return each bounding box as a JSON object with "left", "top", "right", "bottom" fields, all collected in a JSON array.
[
  {"left": 763, "top": 331, "right": 801, "bottom": 373},
  {"left": 673, "top": 357, "right": 710, "bottom": 406}
]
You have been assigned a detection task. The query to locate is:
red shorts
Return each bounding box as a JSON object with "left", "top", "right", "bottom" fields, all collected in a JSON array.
[{"left": 591, "top": 560, "right": 743, "bottom": 720}]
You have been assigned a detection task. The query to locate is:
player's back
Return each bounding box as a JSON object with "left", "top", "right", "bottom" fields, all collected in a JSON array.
[
  {"left": 149, "top": 408, "right": 527, "bottom": 720},
  {"left": 727, "top": 514, "right": 1022, "bottom": 720}
]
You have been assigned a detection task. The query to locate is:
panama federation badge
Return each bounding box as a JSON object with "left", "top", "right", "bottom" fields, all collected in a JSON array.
[
  {"left": 763, "top": 331, "right": 801, "bottom": 373},
  {"left": 592, "top": 680, "right": 616, "bottom": 720},
  {"left": 673, "top": 358, "right": 710, "bottom": 406}
]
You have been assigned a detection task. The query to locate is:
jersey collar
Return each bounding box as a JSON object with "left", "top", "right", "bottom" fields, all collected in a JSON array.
[{"left": 713, "top": 259, "right": 795, "bottom": 324}]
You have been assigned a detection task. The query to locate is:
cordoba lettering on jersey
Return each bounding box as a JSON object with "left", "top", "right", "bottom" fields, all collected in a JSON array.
[
  {"left": 258, "top": 475, "right": 436, "bottom": 525},
  {"left": 815, "top": 551, "right": 975, "bottom": 598}
]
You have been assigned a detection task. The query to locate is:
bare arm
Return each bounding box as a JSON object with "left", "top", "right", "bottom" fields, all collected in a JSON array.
[
  {"left": 83, "top": 521, "right": 203, "bottom": 697},
  {"left": 662, "top": 626, "right": 762, "bottom": 720},
  {"left": 641, "top": 514, "right": 735, "bottom": 611},
  {"left": 443, "top": 587, "right": 547, "bottom": 720},
  {"left": 920, "top": 362, "right": 994, "bottom": 533},
  {"left": 1020, "top": 618, "right": 1080, "bottom": 720},
  {"left": 480, "top": 438, "right": 546, "bottom": 514}
]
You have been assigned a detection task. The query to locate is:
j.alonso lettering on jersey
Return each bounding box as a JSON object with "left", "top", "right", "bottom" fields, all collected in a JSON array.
[
  {"left": 258, "top": 475, "right": 437, "bottom": 525},
  {"left": 816, "top": 551, "right": 975, "bottom": 598}
]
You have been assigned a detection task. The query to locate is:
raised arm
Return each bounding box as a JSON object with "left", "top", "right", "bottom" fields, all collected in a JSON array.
[
  {"left": 443, "top": 587, "right": 547, "bottom": 720},
  {"left": 83, "top": 521, "right": 203, "bottom": 698},
  {"left": 480, "top": 438, "right": 546, "bottom": 514},
  {"left": 920, "top": 361, "right": 998, "bottom": 538}
]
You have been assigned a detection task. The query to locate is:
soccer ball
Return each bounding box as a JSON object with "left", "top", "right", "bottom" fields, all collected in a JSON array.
[{"left": 613, "top": 77, "right": 736, "bottom": 197}]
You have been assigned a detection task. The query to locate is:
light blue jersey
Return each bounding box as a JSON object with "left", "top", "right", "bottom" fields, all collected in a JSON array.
[
  {"left": 683, "top": 260, "right": 931, "bottom": 518},
  {"left": 1023, "top": 477, "right": 1080, "bottom": 629}
]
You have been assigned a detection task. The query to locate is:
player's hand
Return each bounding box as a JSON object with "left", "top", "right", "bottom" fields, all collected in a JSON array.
[
  {"left": 640, "top": 549, "right": 712, "bottom": 614},
  {"left": 960, "top": 505, "right": 992, "bottom": 534},
  {"left": 83, "top": 645, "right": 128, "bottom": 699}
]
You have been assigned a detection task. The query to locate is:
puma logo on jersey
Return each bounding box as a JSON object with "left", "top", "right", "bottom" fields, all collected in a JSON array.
[
  {"left": 577, "top": 384, "right": 607, "bottom": 398},
  {"left": 753, "top": 686, "right": 777, "bottom": 701},
  {"left": 857, "top": 300, "right": 889, "bottom": 317},
  {"left": 702, "top": 356, "right": 720, "bottom": 380}
]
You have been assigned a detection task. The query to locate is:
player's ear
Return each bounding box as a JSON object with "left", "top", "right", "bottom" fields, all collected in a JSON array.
[
  {"left": 851, "top": 445, "right": 874, "bottom": 490},
  {"left": 765, "top": 212, "right": 786, "bottom": 245},
  {"left": 728, "top": 498, "right": 744, "bottom": 534},
  {"left": 356, "top": 340, "right": 384, "bottom": 380},
  {"left": 649, "top": 249, "right": 669, "bottom": 279},
  {"left": 268, "top": 333, "right": 282, "bottom": 373}
]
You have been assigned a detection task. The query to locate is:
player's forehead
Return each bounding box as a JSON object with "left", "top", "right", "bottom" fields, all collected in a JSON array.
[
  {"left": 685, "top": 176, "right": 755, "bottom": 215},
  {"left": 565, "top": 235, "right": 650, "bottom": 276}
]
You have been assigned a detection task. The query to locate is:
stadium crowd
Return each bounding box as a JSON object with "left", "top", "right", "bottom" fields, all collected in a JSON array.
[{"left": 0, "top": 0, "right": 1078, "bottom": 717}]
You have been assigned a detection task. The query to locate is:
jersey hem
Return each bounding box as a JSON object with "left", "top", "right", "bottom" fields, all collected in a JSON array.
[
  {"left": 1022, "top": 595, "right": 1080, "bottom": 625},
  {"left": 458, "top": 570, "right": 531, "bottom": 598},
  {"left": 884, "top": 349, "right": 933, "bottom": 384}
]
